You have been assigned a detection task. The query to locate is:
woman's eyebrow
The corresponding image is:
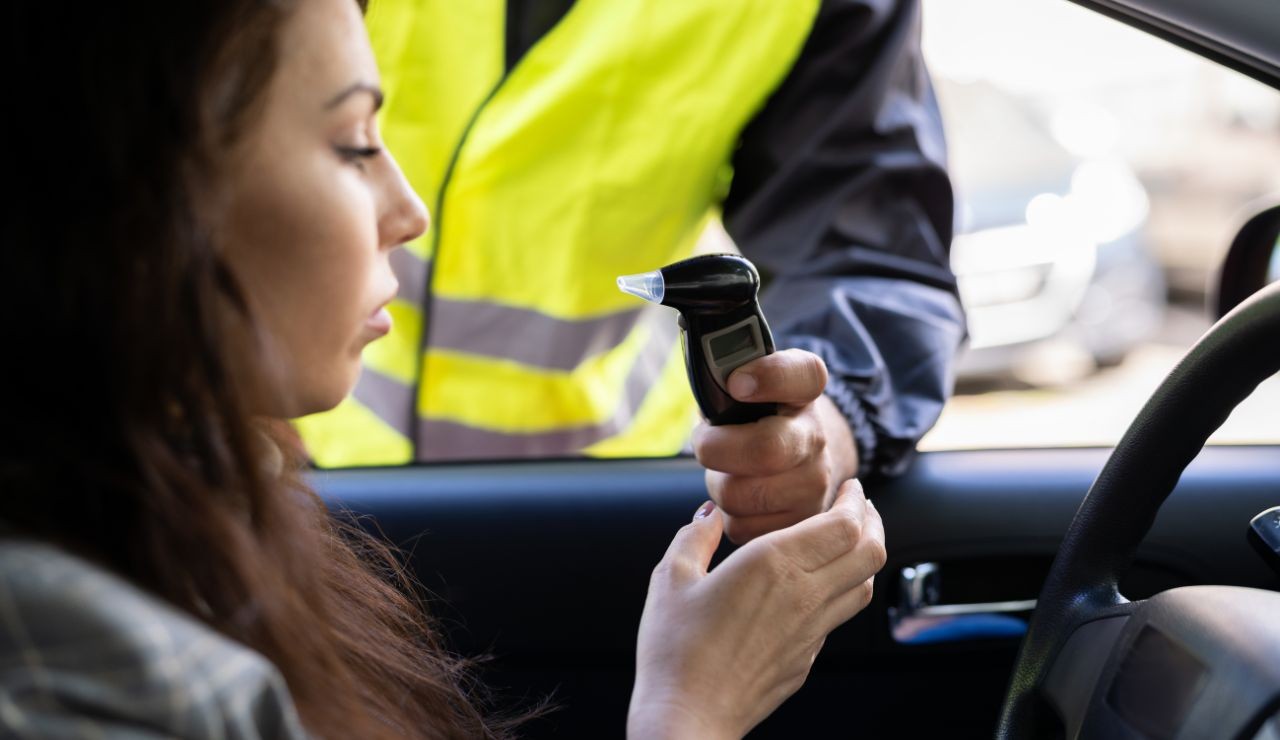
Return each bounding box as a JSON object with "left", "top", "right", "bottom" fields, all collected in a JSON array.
[{"left": 324, "top": 82, "right": 384, "bottom": 112}]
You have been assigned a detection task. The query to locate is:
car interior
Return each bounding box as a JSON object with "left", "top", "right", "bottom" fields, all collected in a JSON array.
[{"left": 312, "top": 1, "right": 1280, "bottom": 737}]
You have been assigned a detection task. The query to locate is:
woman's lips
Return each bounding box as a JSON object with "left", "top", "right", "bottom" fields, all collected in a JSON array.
[
  {"left": 364, "top": 281, "right": 399, "bottom": 339},
  {"left": 364, "top": 305, "right": 393, "bottom": 337}
]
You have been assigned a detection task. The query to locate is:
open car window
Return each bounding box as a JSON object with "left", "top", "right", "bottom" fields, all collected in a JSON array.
[
  {"left": 307, "top": 0, "right": 1280, "bottom": 468},
  {"left": 919, "top": 0, "right": 1280, "bottom": 452}
]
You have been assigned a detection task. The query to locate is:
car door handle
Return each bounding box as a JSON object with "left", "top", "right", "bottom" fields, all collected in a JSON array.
[
  {"left": 909, "top": 599, "right": 1040, "bottom": 617},
  {"left": 889, "top": 562, "right": 1036, "bottom": 644}
]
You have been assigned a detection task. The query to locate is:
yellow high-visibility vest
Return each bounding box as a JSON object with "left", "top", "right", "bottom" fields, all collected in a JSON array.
[{"left": 297, "top": 0, "right": 821, "bottom": 466}]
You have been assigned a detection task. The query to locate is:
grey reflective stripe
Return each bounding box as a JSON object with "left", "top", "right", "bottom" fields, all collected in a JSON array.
[
  {"left": 418, "top": 419, "right": 620, "bottom": 460},
  {"left": 390, "top": 248, "right": 430, "bottom": 305},
  {"left": 390, "top": 248, "right": 660, "bottom": 370},
  {"left": 352, "top": 366, "right": 415, "bottom": 437},
  {"left": 417, "top": 220, "right": 736, "bottom": 368},
  {"left": 429, "top": 297, "right": 650, "bottom": 371},
  {"left": 416, "top": 309, "right": 681, "bottom": 460}
]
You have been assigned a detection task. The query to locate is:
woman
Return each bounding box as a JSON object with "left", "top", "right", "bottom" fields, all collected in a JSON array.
[{"left": 0, "top": 0, "right": 886, "bottom": 737}]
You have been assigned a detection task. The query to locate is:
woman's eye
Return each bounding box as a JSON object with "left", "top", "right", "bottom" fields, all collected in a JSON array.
[{"left": 335, "top": 145, "right": 383, "bottom": 170}]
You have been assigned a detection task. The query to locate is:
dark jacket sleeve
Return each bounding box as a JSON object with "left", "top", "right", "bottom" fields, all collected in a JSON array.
[{"left": 723, "top": 0, "right": 965, "bottom": 478}]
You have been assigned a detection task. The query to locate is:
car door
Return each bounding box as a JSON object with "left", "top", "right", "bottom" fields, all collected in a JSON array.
[
  {"left": 313, "top": 448, "right": 1279, "bottom": 738},
  {"left": 313, "top": 1, "right": 1280, "bottom": 736}
]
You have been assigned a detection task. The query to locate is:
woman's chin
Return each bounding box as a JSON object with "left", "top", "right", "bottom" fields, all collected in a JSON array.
[
  {"left": 307, "top": 380, "right": 359, "bottom": 418},
  {"left": 275, "top": 369, "right": 359, "bottom": 420}
]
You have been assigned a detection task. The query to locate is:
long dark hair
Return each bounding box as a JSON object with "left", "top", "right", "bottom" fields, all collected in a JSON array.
[{"left": 1, "top": 2, "right": 517, "bottom": 737}]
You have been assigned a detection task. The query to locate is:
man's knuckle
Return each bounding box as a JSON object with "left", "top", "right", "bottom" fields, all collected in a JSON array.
[
  {"left": 832, "top": 512, "right": 862, "bottom": 552},
  {"left": 810, "top": 420, "right": 828, "bottom": 456},
  {"left": 868, "top": 539, "right": 888, "bottom": 574},
  {"left": 859, "top": 577, "right": 876, "bottom": 607},
  {"left": 705, "top": 471, "right": 729, "bottom": 501},
  {"left": 692, "top": 428, "right": 725, "bottom": 467},
  {"left": 749, "top": 430, "right": 789, "bottom": 471},
  {"left": 806, "top": 354, "right": 828, "bottom": 389},
  {"left": 724, "top": 517, "right": 760, "bottom": 545},
  {"left": 743, "top": 479, "right": 771, "bottom": 515},
  {"left": 813, "top": 464, "right": 833, "bottom": 498}
]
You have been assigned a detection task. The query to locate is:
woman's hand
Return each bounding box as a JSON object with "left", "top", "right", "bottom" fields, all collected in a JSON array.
[{"left": 628, "top": 479, "right": 886, "bottom": 739}]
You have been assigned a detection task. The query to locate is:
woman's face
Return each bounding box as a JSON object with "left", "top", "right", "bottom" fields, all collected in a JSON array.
[{"left": 221, "top": 0, "right": 428, "bottom": 418}]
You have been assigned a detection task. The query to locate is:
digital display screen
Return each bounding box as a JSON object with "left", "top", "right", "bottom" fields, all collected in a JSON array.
[{"left": 710, "top": 325, "right": 757, "bottom": 360}]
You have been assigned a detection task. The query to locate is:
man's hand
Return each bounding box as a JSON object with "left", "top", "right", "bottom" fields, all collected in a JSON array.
[{"left": 692, "top": 349, "right": 859, "bottom": 543}]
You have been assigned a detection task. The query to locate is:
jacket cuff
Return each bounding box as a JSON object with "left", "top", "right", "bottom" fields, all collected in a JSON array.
[{"left": 822, "top": 373, "right": 879, "bottom": 480}]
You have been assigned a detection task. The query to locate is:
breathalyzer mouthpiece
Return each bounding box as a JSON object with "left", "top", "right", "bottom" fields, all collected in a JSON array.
[
  {"left": 615, "top": 254, "right": 775, "bottom": 426},
  {"left": 616, "top": 270, "right": 665, "bottom": 304}
]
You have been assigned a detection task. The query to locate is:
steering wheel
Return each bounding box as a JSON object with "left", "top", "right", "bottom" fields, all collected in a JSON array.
[{"left": 997, "top": 281, "right": 1280, "bottom": 739}]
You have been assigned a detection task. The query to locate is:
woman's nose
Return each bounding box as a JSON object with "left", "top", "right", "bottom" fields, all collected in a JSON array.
[{"left": 379, "top": 153, "right": 430, "bottom": 249}]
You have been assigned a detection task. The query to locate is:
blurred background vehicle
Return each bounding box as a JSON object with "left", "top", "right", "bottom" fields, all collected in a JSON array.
[
  {"left": 919, "top": 0, "right": 1280, "bottom": 450},
  {"left": 946, "top": 79, "right": 1164, "bottom": 385}
]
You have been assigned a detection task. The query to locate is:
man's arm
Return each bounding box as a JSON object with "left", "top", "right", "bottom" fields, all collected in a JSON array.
[{"left": 723, "top": 0, "right": 965, "bottom": 478}]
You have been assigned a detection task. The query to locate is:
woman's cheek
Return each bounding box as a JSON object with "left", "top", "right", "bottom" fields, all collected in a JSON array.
[
  {"left": 289, "top": 165, "right": 383, "bottom": 412},
  {"left": 299, "top": 324, "right": 370, "bottom": 417}
]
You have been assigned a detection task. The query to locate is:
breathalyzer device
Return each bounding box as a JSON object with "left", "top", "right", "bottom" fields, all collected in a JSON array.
[{"left": 617, "top": 254, "right": 776, "bottom": 425}]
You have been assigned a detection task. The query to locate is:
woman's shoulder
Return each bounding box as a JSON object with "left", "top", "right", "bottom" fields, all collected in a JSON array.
[{"left": 0, "top": 539, "right": 310, "bottom": 739}]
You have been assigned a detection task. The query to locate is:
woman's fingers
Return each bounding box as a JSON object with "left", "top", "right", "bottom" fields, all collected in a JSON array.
[
  {"left": 753, "top": 479, "right": 884, "bottom": 634},
  {"left": 817, "top": 576, "right": 878, "bottom": 635},
  {"left": 767, "top": 479, "right": 872, "bottom": 573},
  {"left": 812, "top": 495, "right": 885, "bottom": 633},
  {"left": 815, "top": 493, "right": 886, "bottom": 587},
  {"left": 633, "top": 482, "right": 882, "bottom": 739}
]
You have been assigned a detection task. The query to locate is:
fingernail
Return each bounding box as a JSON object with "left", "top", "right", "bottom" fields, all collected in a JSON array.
[
  {"left": 729, "top": 372, "right": 757, "bottom": 399},
  {"left": 694, "top": 501, "right": 716, "bottom": 521}
]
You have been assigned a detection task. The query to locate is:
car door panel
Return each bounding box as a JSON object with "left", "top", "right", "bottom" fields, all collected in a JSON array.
[{"left": 314, "top": 445, "right": 1279, "bottom": 737}]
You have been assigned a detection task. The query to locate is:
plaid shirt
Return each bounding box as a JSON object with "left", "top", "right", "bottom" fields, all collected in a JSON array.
[{"left": 0, "top": 540, "right": 308, "bottom": 739}]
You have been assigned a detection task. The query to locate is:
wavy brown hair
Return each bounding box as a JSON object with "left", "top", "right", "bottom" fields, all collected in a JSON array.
[{"left": 1, "top": 2, "right": 520, "bottom": 737}]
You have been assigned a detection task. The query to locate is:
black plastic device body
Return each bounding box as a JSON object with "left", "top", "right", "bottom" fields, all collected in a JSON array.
[{"left": 659, "top": 255, "right": 776, "bottom": 425}]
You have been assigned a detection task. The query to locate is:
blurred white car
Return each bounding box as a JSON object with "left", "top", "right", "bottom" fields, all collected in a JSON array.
[{"left": 945, "top": 81, "right": 1166, "bottom": 384}]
